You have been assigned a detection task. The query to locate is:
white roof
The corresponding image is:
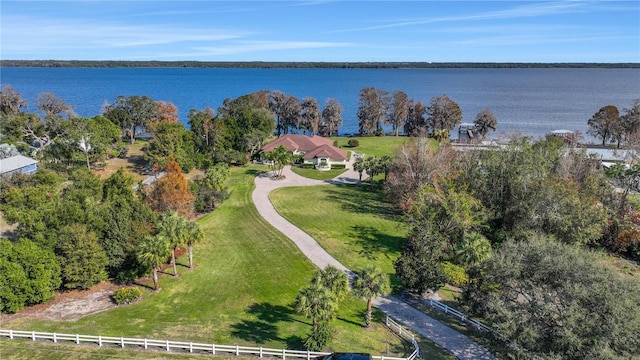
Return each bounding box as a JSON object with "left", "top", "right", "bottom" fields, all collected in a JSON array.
[{"left": 0, "top": 155, "right": 38, "bottom": 174}]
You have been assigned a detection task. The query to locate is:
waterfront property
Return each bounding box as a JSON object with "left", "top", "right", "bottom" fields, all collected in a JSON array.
[{"left": 262, "top": 134, "right": 348, "bottom": 170}]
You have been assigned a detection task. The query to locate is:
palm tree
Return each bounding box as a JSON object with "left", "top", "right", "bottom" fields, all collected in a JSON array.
[
  {"left": 353, "top": 157, "right": 365, "bottom": 185},
  {"left": 352, "top": 265, "right": 391, "bottom": 327},
  {"left": 157, "top": 211, "right": 189, "bottom": 276},
  {"left": 137, "top": 234, "right": 171, "bottom": 291},
  {"left": 185, "top": 221, "right": 205, "bottom": 269},
  {"left": 294, "top": 282, "right": 337, "bottom": 330},
  {"left": 311, "top": 265, "right": 349, "bottom": 301},
  {"left": 454, "top": 232, "right": 492, "bottom": 267}
]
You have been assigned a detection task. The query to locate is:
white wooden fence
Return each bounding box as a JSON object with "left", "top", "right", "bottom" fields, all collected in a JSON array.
[
  {"left": 0, "top": 329, "right": 414, "bottom": 360},
  {"left": 426, "top": 299, "right": 492, "bottom": 333},
  {"left": 425, "top": 299, "right": 533, "bottom": 357},
  {"left": 384, "top": 316, "right": 420, "bottom": 360}
]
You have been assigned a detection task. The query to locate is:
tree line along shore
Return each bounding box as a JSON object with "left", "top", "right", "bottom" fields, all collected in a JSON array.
[{"left": 2, "top": 60, "right": 639, "bottom": 68}]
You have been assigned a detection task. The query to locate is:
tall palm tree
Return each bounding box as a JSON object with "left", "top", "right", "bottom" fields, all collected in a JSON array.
[
  {"left": 352, "top": 265, "right": 391, "bottom": 327},
  {"left": 157, "top": 211, "right": 189, "bottom": 276},
  {"left": 185, "top": 220, "right": 204, "bottom": 269},
  {"left": 294, "top": 282, "right": 337, "bottom": 330},
  {"left": 137, "top": 234, "right": 171, "bottom": 291},
  {"left": 353, "top": 157, "right": 366, "bottom": 185},
  {"left": 311, "top": 265, "right": 349, "bottom": 301}
]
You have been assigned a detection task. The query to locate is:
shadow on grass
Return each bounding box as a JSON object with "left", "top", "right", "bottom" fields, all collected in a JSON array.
[
  {"left": 350, "top": 225, "right": 404, "bottom": 260},
  {"left": 231, "top": 319, "right": 281, "bottom": 344},
  {"left": 285, "top": 335, "right": 305, "bottom": 350},
  {"left": 245, "top": 169, "right": 266, "bottom": 177},
  {"left": 231, "top": 302, "right": 306, "bottom": 346},
  {"left": 323, "top": 185, "right": 400, "bottom": 222}
]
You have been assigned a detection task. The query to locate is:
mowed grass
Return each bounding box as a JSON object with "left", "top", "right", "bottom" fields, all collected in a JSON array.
[
  {"left": 2, "top": 165, "right": 410, "bottom": 356},
  {"left": 330, "top": 136, "right": 409, "bottom": 158},
  {"left": 0, "top": 340, "right": 247, "bottom": 360},
  {"left": 290, "top": 166, "right": 347, "bottom": 180},
  {"left": 269, "top": 184, "right": 408, "bottom": 289}
]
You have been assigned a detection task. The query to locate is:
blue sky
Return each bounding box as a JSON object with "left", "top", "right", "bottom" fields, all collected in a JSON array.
[{"left": 1, "top": 1, "right": 638, "bottom": 62}]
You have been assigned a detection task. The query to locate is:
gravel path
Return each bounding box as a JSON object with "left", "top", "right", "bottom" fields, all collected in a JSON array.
[{"left": 252, "top": 157, "right": 495, "bottom": 360}]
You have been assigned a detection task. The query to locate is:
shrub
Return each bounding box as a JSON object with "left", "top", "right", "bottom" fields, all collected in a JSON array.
[
  {"left": 333, "top": 140, "right": 340, "bottom": 148},
  {"left": 301, "top": 163, "right": 315, "bottom": 169},
  {"left": 442, "top": 262, "right": 468, "bottom": 287},
  {"left": 113, "top": 287, "right": 142, "bottom": 305},
  {"left": 304, "top": 322, "right": 333, "bottom": 351},
  {"left": 331, "top": 164, "right": 346, "bottom": 169},
  {"left": 347, "top": 139, "right": 360, "bottom": 148}
]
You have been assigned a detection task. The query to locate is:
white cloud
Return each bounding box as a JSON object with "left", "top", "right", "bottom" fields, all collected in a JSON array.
[{"left": 326, "top": 1, "right": 589, "bottom": 33}]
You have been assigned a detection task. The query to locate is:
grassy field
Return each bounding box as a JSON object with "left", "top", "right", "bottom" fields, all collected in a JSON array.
[
  {"left": 0, "top": 340, "right": 248, "bottom": 360},
  {"left": 2, "top": 165, "right": 413, "bottom": 357},
  {"left": 290, "top": 167, "right": 347, "bottom": 180},
  {"left": 330, "top": 136, "right": 409, "bottom": 158},
  {"left": 269, "top": 184, "right": 408, "bottom": 290}
]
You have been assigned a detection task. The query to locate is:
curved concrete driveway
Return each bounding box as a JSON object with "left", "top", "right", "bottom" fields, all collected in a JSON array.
[{"left": 252, "top": 161, "right": 495, "bottom": 360}]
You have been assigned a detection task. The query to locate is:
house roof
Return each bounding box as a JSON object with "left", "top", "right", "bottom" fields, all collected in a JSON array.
[
  {"left": 262, "top": 134, "right": 347, "bottom": 161},
  {"left": 262, "top": 134, "right": 334, "bottom": 153},
  {"left": 302, "top": 144, "right": 347, "bottom": 161},
  {"left": 0, "top": 154, "right": 38, "bottom": 174}
]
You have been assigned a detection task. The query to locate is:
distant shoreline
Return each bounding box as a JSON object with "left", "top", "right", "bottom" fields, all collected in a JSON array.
[{"left": 1, "top": 60, "right": 639, "bottom": 69}]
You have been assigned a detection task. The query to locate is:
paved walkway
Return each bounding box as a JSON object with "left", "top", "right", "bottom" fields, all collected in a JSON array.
[{"left": 251, "top": 158, "right": 495, "bottom": 360}]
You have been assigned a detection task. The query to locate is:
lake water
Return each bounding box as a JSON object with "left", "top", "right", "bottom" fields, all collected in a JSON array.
[{"left": 1, "top": 67, "right": 639, "bottom": 140}]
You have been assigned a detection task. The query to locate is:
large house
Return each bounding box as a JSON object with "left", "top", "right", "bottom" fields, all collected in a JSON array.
[{"left": 261, "top": 135, "right": 348, "bottom": 169}]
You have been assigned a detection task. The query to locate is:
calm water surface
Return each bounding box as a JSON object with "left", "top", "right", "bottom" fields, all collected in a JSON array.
[{"left": 1, "top": 67, "right": 639, "bottom": 140}]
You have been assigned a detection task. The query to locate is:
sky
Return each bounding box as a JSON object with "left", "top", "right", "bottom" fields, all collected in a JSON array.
[{"left": 1, "top": 1, "right": 639, "bottom": 63}]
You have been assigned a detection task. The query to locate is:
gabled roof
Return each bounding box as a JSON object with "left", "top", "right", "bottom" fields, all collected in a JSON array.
[
  {"left": 262, "top": 134, "right": 347, "bottom": 161},
  {"left": 303, "top": 144, "right": 348, "bottom": 161},
  {"left": 0, "top": 154, "right": 38, "bottom": 174}
]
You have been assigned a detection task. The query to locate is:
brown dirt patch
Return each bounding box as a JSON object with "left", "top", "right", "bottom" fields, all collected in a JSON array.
[
  {"left": 0, "top": 248, "right": 190, "bottom": 323},
  {"left": 0, "top": 282, "right": 120, "bottom": 322}
]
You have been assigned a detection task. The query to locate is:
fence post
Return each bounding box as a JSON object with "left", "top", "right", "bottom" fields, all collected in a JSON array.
[
  {"left": 282, "top": 348, "right": 286, "bottom": 360},
  {"left": 32, "top": 331, "right": 36, "bottom": 341},
  {"left": 144, "top": 338, "right": 147, "bottom": 349},
  {"left": 260, "top": 347, "right": 263, "bottom": 358},
  {"left": 307, "top": 350, "right": 311, "bottom": 360},
  {"left": 99, "top": 335, "right": 102, "bottom": 347},
  {"left": 9, "top": 330, "right": 13, "bottom": 340},
  {"left": 236, "top": 345, "right": 240, "bottom": 356},
  {"left": 212, "top": 343, "right": 216, "bottom": 355},
  {"left": 190, "top": 342, "right": 193, "bottom": 353},
  {"left": 166, "top": 339, "right": 170, "bottom": 352},
  {"left": 75, "top": 333, "right": 79, "bottom": 344},
  {"left": 53, "top": 333, "right": 57, "bottom": 343}
]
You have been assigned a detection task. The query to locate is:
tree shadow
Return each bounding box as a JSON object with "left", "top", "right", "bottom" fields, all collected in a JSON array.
[
  {"left": 323, "top": 185, "right": 400, "bottom": 221},
  {"left": 230, "top": 319, "right": 281, "bottom": 344},
  {"left": 285, "top": 335, "right": 305, "bottom": 350},
  {"left": 349, "top": 225, "right": 405, "bottom": 260},
  {"left": 245, "top": 169, "right": 266, "bottom": 177},
  {"left": 230, "top": 302, "right": 306, "bottom": 345},
  {"left": 132, "top": 280, "right": 156, "bottom": 291}
]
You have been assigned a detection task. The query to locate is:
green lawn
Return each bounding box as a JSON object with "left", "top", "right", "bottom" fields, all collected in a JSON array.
[
  {"left": 269, "top": 184, "right": 408, "bottom": 290},
  {"left": 330, "top": 136, "right": 410, "bottom": 158},
  {"left": 290, "top": 166, "right": 347, "bottom": 181},
  {"left": 2, "top": 166, "right": 411, "bottom": 357},
  {"left": 0, "top": 340, "right": 246, "bottom": 360}
]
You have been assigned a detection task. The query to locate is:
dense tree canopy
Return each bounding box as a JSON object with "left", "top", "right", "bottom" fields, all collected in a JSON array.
[
  {"left": 426, "top": 95, "right": 462, "bottom": 137},
  {"left": 587, "top": 105, "right": 621, "bottom": 146},
  {"left": 357, "top": 87, "right": 390, "bottom": 135},
  {"left": 463, "top": 237, "right": 640, "bottom": 360}
]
